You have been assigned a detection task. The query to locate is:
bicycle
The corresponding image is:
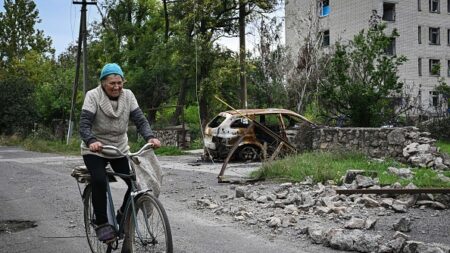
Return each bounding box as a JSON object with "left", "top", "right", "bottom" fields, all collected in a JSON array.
[{"left": 72, "top": 143, "right": 173, "bottom": 253}]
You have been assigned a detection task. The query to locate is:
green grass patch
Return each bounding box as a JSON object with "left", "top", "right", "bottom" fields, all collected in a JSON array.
[
  {"left": 252, "top": 151, "right": 450, "bottom": 188},
  {"left": 436, "top": 140, "right": 450, "bottom": 155}
]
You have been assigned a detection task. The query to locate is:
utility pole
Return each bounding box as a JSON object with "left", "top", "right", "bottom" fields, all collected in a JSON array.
[
  {"left": 67, "top": 0, "right": 96, "bottom": 144},
  {"left": 239, "top": 0, "right": 247, "bottom": 109}
]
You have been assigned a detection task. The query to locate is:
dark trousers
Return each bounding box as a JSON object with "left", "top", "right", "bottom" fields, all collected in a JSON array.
[{"left": 83, "top": 154, "right": 132, "bottom": 225}]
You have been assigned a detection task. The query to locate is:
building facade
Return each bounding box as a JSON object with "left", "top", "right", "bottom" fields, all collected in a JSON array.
[{"left": 285, "top": 0, "right": 450, "bottom": 116}]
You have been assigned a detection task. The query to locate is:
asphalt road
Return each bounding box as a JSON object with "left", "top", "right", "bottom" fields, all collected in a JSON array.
[{"left": 0, "top": 146, "right": 336, "bottom": 253}]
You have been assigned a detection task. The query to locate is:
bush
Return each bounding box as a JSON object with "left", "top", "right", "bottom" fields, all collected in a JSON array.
[{"left": 418, "top": 117, "right": 450, "bottom": 141}]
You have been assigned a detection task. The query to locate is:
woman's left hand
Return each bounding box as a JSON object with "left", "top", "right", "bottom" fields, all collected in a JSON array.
[{"left": 148, "top": 138, "right": 161, "bottom": 149}]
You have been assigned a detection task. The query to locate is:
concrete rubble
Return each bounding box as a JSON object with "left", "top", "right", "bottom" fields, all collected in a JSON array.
[{"left": 194, "top": 175, "right": 450, "bottom": 253}]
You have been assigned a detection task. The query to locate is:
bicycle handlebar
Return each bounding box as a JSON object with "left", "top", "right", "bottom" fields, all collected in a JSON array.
[{"left": 101, "top": 143, "right": 154, "bottom": 157}]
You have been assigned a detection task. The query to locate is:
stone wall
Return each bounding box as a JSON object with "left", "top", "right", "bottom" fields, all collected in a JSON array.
[
  {"left": 153, "top": 128, "right": 190, "bottom": 148},
  {"left": 311, "top": 127, "right": 424, "bottom": 158}
]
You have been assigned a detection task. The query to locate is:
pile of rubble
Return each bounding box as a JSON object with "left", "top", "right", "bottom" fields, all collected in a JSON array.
[
  {"left": 194, "top": 174, "right": 450, "bottom": 253},
  {"left": 402, "top": 133, "right": 450, "bottom": 170}
]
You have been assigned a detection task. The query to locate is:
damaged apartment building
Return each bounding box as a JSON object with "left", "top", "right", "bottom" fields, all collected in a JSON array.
[{"left": 285, "top": 0, "right": 450, "bottom": 117}]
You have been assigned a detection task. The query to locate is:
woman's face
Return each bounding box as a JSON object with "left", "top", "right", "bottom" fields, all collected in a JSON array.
[{"left": 102, "top": 74, "right": 123, "bottom": 98}]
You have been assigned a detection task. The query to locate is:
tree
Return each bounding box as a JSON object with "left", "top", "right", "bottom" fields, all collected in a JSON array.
[
  {"left": 248, "top": 16, "right": 288, "bottom": 108},
  {"left": 0, "top": 0, "right": 53, "bottom": 66},
  {"left": 318, "top": 23, "right": 407, "bottom": 127},
  {"left": 285, "top": 0, "right": 328, "bottom": 114}
]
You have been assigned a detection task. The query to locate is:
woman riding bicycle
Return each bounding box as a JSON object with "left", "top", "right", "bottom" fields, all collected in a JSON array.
[{"left": 79, "top": 63, "right": 161, "bottom": 242}]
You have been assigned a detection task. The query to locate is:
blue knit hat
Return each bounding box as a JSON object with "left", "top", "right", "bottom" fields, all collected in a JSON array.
[{"left": 99, "top": 63, "right": 124, "bottom": 80}]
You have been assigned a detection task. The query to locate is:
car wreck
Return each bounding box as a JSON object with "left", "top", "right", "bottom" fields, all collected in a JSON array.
[{"left": 203, "top": 108, "right": 315, "bottom": 161}]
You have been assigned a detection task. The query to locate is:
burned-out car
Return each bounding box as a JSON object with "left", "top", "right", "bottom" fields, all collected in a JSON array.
[{"left": 203, "top": 109, "right": 315, "bottom": 161}]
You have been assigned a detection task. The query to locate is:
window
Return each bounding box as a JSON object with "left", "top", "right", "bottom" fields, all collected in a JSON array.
[
  {"left": 448, "top": 29, "right": 450, "bottom": 45},
  {"left": 322, "top": 30, "right": 330, "bottom": 47},
  {"left": 383, "top": 2, "right": 396, "bottom": 21},
  {"left": 448, "top": 60, "right": 450, "bottom": 77},
  {"left": 419, "top": 58, "right": 422, "bottom": 76},
  {"left": 429, "top": 27, "right": 440, "bottom": 44},
  {"left": 319, "top": 0, "right": 330, "bottom": 17},
  {"left": 430, "top": 91, "right": 439, "bottom": 107},
  {"left": 448, "top": 0, "right": 450, "bottom": 12},
  {"left": 429, "top": 0, "right": 440, "bottom": 12},
  {"left": 429, "top": 59, "right": 440, "bottom": 76},
  {"left": 418, "top": 0, "right": 422, "bottom": 11},
  {"left": 385, "top": 38, "right": 396, "bottom": 55},
  {"left": 418, "top": 26, "right": 422, "bottom": 44}
]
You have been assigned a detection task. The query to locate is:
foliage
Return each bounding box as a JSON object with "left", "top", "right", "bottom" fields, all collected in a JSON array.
[
  {"left": 0, "top": 0, "right": 53, "bottom": 66},
  {"left": 318, "top": 23, "right": 407, "bottom": 127},
  {"left": 252, "top": 151, "right": 450, "bottom": 187},
  {"left": 0, "top": 77, "right": 37, "bottom": 135}
]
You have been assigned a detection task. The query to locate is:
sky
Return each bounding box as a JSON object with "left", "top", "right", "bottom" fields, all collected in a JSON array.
[{"left": 1, "top": 0, "right": 284, "bottom": 56}]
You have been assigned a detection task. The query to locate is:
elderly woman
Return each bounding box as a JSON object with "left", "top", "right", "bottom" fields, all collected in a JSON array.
[{"left": 79, "top": 63, "right": 161, "bottom": 242}]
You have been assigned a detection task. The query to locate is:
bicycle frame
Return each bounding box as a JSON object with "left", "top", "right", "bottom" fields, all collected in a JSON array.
[{"left": 100, "top": 144, "right": 156, "bottom": 245}]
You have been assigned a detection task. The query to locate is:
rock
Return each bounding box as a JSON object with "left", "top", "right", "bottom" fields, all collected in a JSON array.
[
  {"left": 388, "top": 167, "right": 413, "bottom": 179},
  {"left": 355, "top": 175, "right": 376, "bottom": 188},
  {"left": 284, "top": 204, "right": 298, "bottom": 214},
  {"left": 308, "top": 227, "right": 327, "bottom": 244},
  {"left": 393, "top": 217, "right": 411, "bottom": 232},
  {"left": 403, "top": 241, "right": 449, "bottom": 253},
  {"left": 344, "top": 217, "right": 366, "bottom": 229},
  {"left": 393, "top": 231, "right": 410, "bottom": 240},
  {"left": 416, "top": 200, "right": 447, "bottom": 210},
  {"left": 275, "top": 190, "right": 289, "bottom": 199},
  {"left": 387, "top": 129, "right": 406, "bottom": 145},
  {"left": 365, "top": 216, "right": 378, "bottom": 229},
  {"left": 403, "top": 143, "right": 419, "bottom": 157},
  {"left": 344, "top": 170, "right": 366, "bottom": 184},
  {"left": 327, "top": 229, "right": 381, "bottom": 252},
  {"left": 392, "top": 203, "right": 408, "bottom": 213},
  {"left": 437, "top": 173, "right": 450, "bottom": 183},
  {"left": 357, "top": 196, "right": 380, "bottom": 208},
  {"left": 315, "top": 206, "right": 331, "bottom": 215},
  {"left": 256, "top": 195, "right": 268, "bottom": 203},
  {"left": 267, "top": 217, "right": 281, "bottom": 228},
  {"left": 381, "top": 198, "right": 395, "bottom": 208},
  {"left": 235, "top": 186, "right": 246, "bottom": 198},
  {"left": 417, "top": 144, "right": 431, "bottom": 154},
  {"left": 300, "top": 192, "right": 315, "bottom": 207},
  {"left": 379, "top": 237, "right": 406, "bottom": 253}
]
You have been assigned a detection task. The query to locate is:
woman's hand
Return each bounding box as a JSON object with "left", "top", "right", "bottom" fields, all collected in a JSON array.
[
  {"left": 89, "top": 141, "right": 103, "bottom": 152},
  {"left": 148, "top": 138, "right": 161, "bottom": 149}
]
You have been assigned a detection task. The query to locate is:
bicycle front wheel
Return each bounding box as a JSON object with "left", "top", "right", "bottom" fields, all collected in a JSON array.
[
  {"left": 83, "top": 184, "right": 109, "bottom": 253},
  {"left": 125, "top": 193, "right": 173, "bottom": 253}
]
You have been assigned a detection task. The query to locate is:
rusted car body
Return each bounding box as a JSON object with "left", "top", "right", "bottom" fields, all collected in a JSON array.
[{"left": 203, "top": 108, "right": 314, "bottom": 161}]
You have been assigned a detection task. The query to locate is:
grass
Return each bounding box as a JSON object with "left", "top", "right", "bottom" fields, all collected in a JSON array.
[
  {"left": 252, "top": 151, "right": 450, "bottom": 188},
  {"left": 436, "top": 140, "right": 450, "bottom": 155},
  {"left": 1, "top": 135, "right": 186, "bottom": 156}
]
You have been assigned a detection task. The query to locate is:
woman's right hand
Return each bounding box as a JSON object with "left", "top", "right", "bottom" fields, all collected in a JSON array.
[{"left": 89, "top": 141, "right": 103, "bottom": 152}]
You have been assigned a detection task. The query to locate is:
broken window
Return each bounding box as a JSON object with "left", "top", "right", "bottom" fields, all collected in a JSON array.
[
  {"left": 208, "top": 115, "right": 226, "bottom": 128},
  {"left": 322, "top": 30, "right": 330, "bottom": 47},
  {"left": 429, "top": 27, "right": 440, "bottom": 45},
  {"left": 429, "top": 59, "right": 440, "bottom": 76},
  {"left": 383, "top": 2, "right": 396, "bottom": 21},
  {"left": 319, "top": 0, "right": 330, "bottom": 17},
  {"left": 230, "top": 118, "right": 249, "bottom": 128},
  {"left": 429, "top": 0, "right": 440, "bottom": 12},
  {"left": 430, "top": 91, "right": 439, "bottom": 107}
]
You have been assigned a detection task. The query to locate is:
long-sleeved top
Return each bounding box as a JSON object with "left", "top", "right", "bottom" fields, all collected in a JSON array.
[{"left": 79, "top": 85, "right": 154, "bottom": 157}]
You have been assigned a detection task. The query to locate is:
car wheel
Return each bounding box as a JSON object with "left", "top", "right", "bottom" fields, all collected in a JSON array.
[{"left": 238, "top": 145, "right": 260, "bottom": 161}]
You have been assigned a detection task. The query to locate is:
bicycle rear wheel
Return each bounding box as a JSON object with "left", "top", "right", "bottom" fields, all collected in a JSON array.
[
  {"left": 83, "top": 184, "right": 109, "bottom": 253},
  {"left": 125, "top": 193, "right": 173, "bottom": 253}
]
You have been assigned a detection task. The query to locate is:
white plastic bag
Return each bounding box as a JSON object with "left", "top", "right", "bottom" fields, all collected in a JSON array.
[{"left": 130, "top": 149, "right": 162, "bottom": 197}]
